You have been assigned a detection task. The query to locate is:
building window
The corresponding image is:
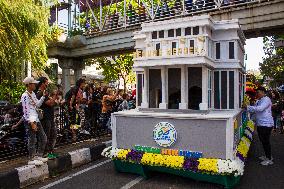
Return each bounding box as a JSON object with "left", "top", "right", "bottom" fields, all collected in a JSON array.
[
  {"left": 221, "top": 71, "right": 227, "bottom": 109},
  {"left": 229, "top": 71, "right": 234, "bottom": 109},
  {"left": 171, "top": 41, "right": 178, "bottom": 55},
  {"left": 156, "top": 43, "right": 161, "bottom": 56},
  {"left": 176, "top": 28, "right": 181, "bottom": 37},
  {"left": 189, "top": 40, "right": 195, "bottom": 55},
  {"left": 216, "top": 42, "right": 220, "bottom": 59},
  {"left": 214, "top": 71, "right": 235, "bottom": 109},
  {"left": 229, "top": 42, "right": 234, "bottom": 59},
  {"left": 193, "top": 26, "right": 199, "bottom": 35},
  {"left": 185, "top": 27, "right": 191, "bottom": 36},
  {"left": 239, "top": 72, "right": 245, "bottom": 108},
  {"left": 168, "top": 29, "right": 174, "bottom": 37},
  {"left": 152, "top": 31, "right": 157, "bottom": 39},
  {"left": 159, "top": 30, "right": 164, "bottom": 38},
  {"left": 214, "top": 71, "right": 220, "bottom": 109}
]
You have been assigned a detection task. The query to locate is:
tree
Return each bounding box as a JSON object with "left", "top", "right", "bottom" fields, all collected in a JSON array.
[
  {"left": 0, "top": 0, "right": 52, "bottom": 81},
  {"left": 259, "top": 36, "right": 284, "bottom": 87},
  {"left": 94, "top": 54, "right": 135, "bottom": 92}
]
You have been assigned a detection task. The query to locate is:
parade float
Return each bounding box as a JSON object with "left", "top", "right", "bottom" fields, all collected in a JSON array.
[{"left": 102, "top": 15, "right": 254, "bottom": 188}]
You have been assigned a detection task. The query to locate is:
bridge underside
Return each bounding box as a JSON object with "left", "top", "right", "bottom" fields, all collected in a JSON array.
[{"left": 48, "top": 0, "right": 284, "bottom": 59}]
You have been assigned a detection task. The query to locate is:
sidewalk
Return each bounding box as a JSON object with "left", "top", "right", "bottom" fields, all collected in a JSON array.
[
  {"left": 236, "top": 131, "right": 284, "bottom": 188},
  {"left": 0, "top": 136, "right": 111, "bottom": 189}
]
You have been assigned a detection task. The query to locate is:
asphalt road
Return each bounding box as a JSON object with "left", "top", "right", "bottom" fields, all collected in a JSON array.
[{"left": 30, "top": 132, "right": 284, "bottom": 189}]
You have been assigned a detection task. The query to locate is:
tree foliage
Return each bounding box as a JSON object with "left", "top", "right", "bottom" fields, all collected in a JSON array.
[
  {"left": 94, "top": 54, "right": 134, "bottom": 91},
  {"left": 79, "top": 0, "right": 174, "bottom": 30},
  {"left": 0, "top": 0, "right": 52, "bottom": 81},
  {"left": 260, "top": 36, "right": 284, "bottom": 86},
  {"left": 0, "top": 80, "right": 25, "bottom": 104}
]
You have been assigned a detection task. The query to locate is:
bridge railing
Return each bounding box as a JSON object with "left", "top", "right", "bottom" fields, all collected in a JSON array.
[{"left": 81, "top": 0, "right": 264, "bottom": 36}]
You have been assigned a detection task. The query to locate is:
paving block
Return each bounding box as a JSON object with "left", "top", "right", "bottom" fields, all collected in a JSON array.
[
  {"left": 69, "top": 148, "right": 91, "bottom": 168},
  {"left": 16, "top": 163, "right": 49, "bottom": 188}
]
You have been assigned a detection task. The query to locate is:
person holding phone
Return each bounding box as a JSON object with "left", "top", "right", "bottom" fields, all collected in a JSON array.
[{"left": 36, "top": 77, "right": 59, "bottom": 159}]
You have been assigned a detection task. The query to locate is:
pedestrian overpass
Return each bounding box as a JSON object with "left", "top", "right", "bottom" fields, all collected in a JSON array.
[{"left": 47, "top": 0, "right": 284, "bottom": 92}]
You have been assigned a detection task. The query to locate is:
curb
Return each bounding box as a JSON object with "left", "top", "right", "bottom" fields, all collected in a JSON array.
[{"left": 0, "top": 143, "right": 107, "bottom": 189}]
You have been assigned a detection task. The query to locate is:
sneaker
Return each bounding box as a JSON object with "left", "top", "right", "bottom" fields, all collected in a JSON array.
[
  {"left": 28, "top": 160, "right": 44, "bottom": 166},
  {"left": 260, "top": 159, "right": 274, "bottom": 166},
  {"left": 47, "top": 153, "right": 58, "bottom": 160},
  {"left": 36, "top": 157, "right": 48, "bottom": 163},
  {"left": 80, "top": 130, "right": 90, "bottom": 135},
  {"left": 259, "top": 156, "right": 273, "bottom": 161},
  {"left": 259, "top": 156, "right": 267, "bottom": 161}
]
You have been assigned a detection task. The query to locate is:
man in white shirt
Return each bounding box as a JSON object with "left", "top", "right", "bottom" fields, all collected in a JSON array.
[{"left": 21, "top": 77, "right": 48, "bottom": 165}]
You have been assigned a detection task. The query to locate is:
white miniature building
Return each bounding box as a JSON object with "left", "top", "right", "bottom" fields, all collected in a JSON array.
[
  {"left": 111, "top": 15, "right": 247, "bottom": 160},
  {"left": 133, "top": 15, "right": 246, "bottom": 111}
]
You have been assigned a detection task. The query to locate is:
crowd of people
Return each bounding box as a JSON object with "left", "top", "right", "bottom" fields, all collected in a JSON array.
[{"left": 9, "top": 76, "right": 135, "bottom": 165}]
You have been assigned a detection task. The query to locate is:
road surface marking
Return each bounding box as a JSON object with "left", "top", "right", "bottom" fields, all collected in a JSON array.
[
  {"left": 39, "top": 159, "right": 111, "bottom": 189},
  {"left": 120, "top": 176, "right": 144, "bottom": 189}
]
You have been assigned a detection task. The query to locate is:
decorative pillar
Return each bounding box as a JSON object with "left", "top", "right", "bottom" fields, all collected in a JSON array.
[
  {"left": 141, "top": 67, "right": 149, "bottom": 108},
  {"left": 199, "top": 66, "right": 208, "bottom": 110},
  {"left": 179, "top": 65, "right": 188, "bottom": 109},
  {"left": 159, "top": 66, "right": 168, "bottom": 109}
]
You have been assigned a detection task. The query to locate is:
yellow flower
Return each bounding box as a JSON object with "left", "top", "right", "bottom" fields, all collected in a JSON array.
[
  {"left": 141, "top": 153, "right": 184, "bottom": 169},
  {"left": 236, "top": 140, "right": 249, "bottom": 158},
  {"left": 247, "top": 120, "right": 255, "bottom": 132},
  {"left": 243, "top": 95, "right": 251, "bottom": 106},
  {"left": 198, "top": 158, "right": 218, "bottom": 173},
  {"left": 117, "top": 149, "right": 130, "bottom": 160},
  {"left": 242, "top": 136, "right": 251, "bottom": 146}
]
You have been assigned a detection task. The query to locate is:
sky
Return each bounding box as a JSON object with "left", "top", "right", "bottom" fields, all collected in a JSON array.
[{"left": 244, "top": 37, "right": 264, "bottom": 71}]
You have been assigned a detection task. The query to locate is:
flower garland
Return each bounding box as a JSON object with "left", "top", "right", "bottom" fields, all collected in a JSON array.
[
  {"left": 103, "top": 121, "right": 255, "bottom": 177},
  {"left": 235, "top": 120, "right": 254, "bottom": 162}
]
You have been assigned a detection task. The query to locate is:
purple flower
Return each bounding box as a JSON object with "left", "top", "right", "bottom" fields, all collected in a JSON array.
[
  {"left": 236, "top": 152, "right": 246, "bottom": 162},
  {"left": 244, "top": 133, "right": 252, "bottom": 142},
  {"left": 126, "top": 149, "right": 144, "bottom": 163},
  {"left": 183, "top": 158, "right": 199, "bottom": 172}
]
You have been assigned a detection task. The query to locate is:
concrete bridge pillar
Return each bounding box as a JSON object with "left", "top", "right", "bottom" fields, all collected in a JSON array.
[
  {"left": 58, "top": 58, "right": 85, "bottom": 94},
  {"left": 73, "top": 59, "right": 85, "bottom": 82},
  {"left": 58, "top": 58, "right": 73, "bottom": 95}
]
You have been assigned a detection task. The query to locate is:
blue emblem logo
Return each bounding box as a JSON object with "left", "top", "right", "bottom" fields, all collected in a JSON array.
[{"left": 153, "top": 122, "right": 177, "bottom": 147}]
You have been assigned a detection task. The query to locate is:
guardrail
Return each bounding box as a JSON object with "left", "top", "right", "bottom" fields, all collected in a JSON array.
[{"left": 0, "top": 105, "right": 109, "bottom": 162}]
